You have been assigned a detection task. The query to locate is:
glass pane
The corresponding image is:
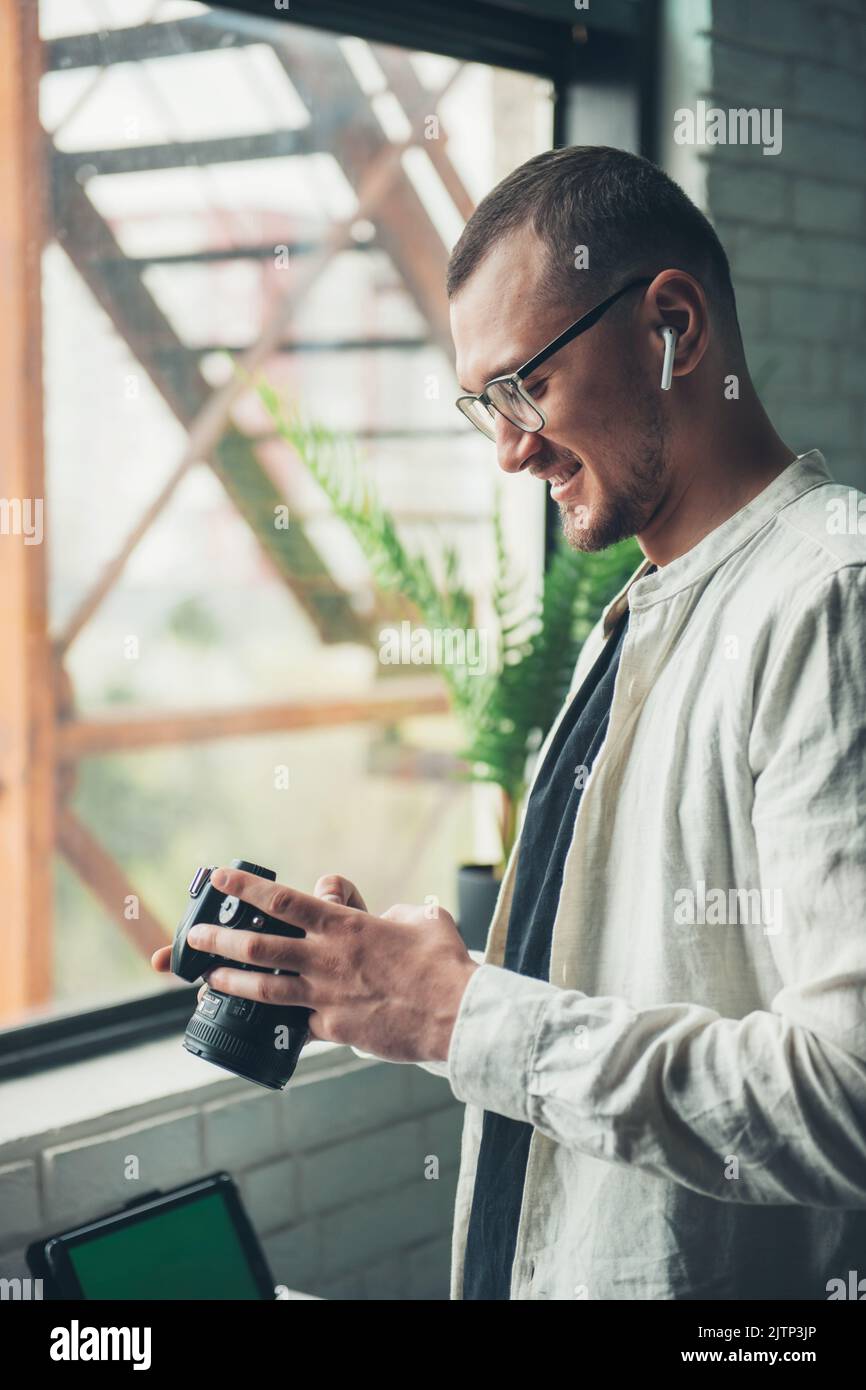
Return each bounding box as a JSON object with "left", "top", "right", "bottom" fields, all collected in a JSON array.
[{"left": 2, "top": 2, "right": 553, "bottom": 1027}]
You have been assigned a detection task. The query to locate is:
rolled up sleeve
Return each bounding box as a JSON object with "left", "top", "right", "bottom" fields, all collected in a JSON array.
[{"left": 447, "top": 963, "right": 553, "bottom": 1123}]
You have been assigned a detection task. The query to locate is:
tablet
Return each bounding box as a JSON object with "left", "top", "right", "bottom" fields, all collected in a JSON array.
[{"left": 28, "top": 1171, "right": 276, "bottom": 1300}]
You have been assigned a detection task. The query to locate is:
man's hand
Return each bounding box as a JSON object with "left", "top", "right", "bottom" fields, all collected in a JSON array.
[{"left": 150, "top": 868, "right": 479, "bottom": 1064}]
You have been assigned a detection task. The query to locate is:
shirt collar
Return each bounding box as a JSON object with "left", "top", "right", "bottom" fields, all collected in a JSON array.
[{"left": 601, "top": 449, "right": 832, "bottom": 635}]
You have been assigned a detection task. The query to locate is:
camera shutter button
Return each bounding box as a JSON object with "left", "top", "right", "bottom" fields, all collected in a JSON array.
[{"left": 218, "top": 894, "right": 241, "bottom": 924}]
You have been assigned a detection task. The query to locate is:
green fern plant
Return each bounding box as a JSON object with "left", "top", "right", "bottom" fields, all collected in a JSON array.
[
  {"left": 255, "top": 380, "right": 641, "bottom": 869},
  {"left": 466, "top": 519, "right": 640, "bottom": 861}
]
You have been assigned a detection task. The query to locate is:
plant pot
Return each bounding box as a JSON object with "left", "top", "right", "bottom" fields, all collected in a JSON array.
[{"left": 456, "top": 864, "right": 502, "bottom": 953}]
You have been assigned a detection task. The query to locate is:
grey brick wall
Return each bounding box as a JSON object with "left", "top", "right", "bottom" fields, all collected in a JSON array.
[
  {"left": 697, "top": 0, "right": 866, "bottom": 488},
  {"left": 0, "top": 1054, "right": 463, "bottom": 1302}
]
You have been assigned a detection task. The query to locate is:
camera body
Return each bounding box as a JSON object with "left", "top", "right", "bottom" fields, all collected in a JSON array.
[{"left": 171, "top": 859, "right": 310, "bottom": 1090}]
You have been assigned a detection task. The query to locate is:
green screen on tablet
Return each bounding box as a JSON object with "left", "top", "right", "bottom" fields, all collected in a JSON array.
[{"left": 57, "top": 1183, "right": 269, "bottom": 1300}]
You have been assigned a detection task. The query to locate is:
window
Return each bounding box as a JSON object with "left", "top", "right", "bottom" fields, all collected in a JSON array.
[{"left": 1, "top": 0, "right": 565, "bottom": 1064}]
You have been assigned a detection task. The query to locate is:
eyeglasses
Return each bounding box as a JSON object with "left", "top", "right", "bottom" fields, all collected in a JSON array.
[{"left": 455, "top": 276, "right": 652, "bottom": 442}]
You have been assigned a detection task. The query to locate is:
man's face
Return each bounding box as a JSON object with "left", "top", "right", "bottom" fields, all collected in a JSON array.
[{"left": 450, "top": 225, "right": 669, "bottom": 551}]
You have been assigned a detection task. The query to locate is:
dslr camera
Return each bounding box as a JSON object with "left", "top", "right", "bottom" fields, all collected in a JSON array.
[{"left": 171, "top": 859, "right": 310, "bottom": 1090}]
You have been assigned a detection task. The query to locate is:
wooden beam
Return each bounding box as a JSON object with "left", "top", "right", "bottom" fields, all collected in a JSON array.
[
  {"left": 57, "top": 681, "right": 451, "bottom": 760},
  {"left": 370, "top": 44, "right": 475, "bottom": 223},
  {"left": 50, "top": 170, "right": 373, "bottom": 652},
  {"left": 253, "top": 426, "right": 471, "bottom": 441},
  {"left": 161, "top": 337, "right": 432, "bottom": 355},
  {"left": 92, "top": 241, "right": 378, "bottom": 268},
  {"left": 43, "top": 16, "right": 258, "bottom": 72},
  {"left": 55, "top": 128, "right": 319, "bottom": 179},
  {"left": 48, "top": 42, "right": 465, "bottom": 653},
  {"left": 56, "top": 809, "right": 171, "bottom": 957},
  {"left": 51, "top": 167, "right": 205, "bottom": 419},
  {"left": 0, "top": 0, "right": 55, "bottom": 1016},
  {"left": 270, "top": 39, "right": 457, "bottom": 358}
]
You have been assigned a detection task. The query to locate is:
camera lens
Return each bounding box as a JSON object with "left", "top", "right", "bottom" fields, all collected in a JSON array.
[
  {"left": 183, "top": 984, "right": 309, "bottom": 1091},
  {"left": 174, "top": 860, "right": 310, "bottom": 1089}
]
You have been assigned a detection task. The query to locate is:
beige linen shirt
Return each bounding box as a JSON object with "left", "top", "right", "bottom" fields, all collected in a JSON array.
[{"left": 359, "top": 449, "right": 866, "bottom": 1300}]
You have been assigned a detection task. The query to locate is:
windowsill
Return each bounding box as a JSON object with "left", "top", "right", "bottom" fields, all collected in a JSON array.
[{"left": 0, "top": 1034, "right": 358, "bottom": 1155}]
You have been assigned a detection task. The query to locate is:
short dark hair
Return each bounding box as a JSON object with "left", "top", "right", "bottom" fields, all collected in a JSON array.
[{"left": 447, "top": 145, "right": 741, "bottom": 338}]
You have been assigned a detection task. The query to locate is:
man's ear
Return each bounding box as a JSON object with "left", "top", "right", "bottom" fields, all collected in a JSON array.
[{"left": 647, "top": 270, "right": 710, "bottom": 381}]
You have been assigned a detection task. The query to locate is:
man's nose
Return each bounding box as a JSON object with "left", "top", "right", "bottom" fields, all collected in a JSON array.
[{"left": 494, "top": 414, "right": 539, "bottom": 474}]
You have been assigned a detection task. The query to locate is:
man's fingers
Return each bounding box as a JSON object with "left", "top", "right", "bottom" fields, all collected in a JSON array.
[
  {"left": 210, "top": 867, "right": 345, "bottom": 932},
  {"left": 313, "top": 873, "right": 368, "bottom": 911},
  {"left": 196, "top": 965, "right": 311, "bottom": 1008},
  {"left": 186, "top": 922, "right": 309, "bottom": 969},
  {"left": 151, "top": 945, "right": 172, "bottom": 972}
]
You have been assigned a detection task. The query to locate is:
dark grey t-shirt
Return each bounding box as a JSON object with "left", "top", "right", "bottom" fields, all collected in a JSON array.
[{"left": 461, "top": 601, "right": 632, "bottom": 1299}]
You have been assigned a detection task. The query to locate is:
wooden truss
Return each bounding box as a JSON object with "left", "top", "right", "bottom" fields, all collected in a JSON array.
[{"left": 0, "top": 5, "right": 483, "bottom": 1013}]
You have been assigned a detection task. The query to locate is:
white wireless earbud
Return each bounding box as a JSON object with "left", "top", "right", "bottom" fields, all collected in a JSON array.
[{"left": 659, "top": 326, "right": 678, "bottom": 391}]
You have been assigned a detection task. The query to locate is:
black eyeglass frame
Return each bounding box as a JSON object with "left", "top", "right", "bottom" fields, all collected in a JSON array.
[{"left": 455, "top": 276, "right": 653, "bottom": 439}]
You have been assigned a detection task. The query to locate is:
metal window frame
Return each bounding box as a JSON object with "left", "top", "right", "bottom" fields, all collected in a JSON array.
[
  {"left": 0, "top": 0, "right": 656, "bottom": 1081},
  {"left": 209, "top": 0, "right": 595, "bottom": 80},
  {"left": 0, "top": 986, "right": 200, "bottom": 1082}
]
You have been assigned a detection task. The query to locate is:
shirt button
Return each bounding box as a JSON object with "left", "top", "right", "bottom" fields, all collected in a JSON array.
[
  {"left": 627, "top": 678, "right": 637, "bottom": 698},
  {"left": 528, "top": 1260, "right": 536, "bottom": 1281}
]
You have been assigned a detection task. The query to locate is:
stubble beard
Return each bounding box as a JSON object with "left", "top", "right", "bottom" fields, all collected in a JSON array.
[{"left": 559, "top": 394, "right": 668, "bottom": 552}]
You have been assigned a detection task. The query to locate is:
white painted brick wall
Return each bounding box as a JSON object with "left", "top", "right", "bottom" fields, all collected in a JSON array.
[
  {"left": 662, "top": 0, "right": 866, "bottom": 488},
  {"left": 43, "top": 1110, "right": 203, "bottom": 1230},
  {"left": 0, "top": 1053, "right": 463, "bottom": 1302},
  {"left": 0, "top": 1162, "right": 41, "bottom": 1247},
  {"left": 709, "top": 0, "right": 866, "bottom": 486}
]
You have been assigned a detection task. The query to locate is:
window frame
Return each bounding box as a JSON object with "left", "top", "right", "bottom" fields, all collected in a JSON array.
[{"left": 0, "top": 0, "right": 656, "bottom": 1080}]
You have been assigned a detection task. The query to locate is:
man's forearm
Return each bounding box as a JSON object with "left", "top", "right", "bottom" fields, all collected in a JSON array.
[{"left": 446, "top": 962, "right": 866, "bottom": 1209}]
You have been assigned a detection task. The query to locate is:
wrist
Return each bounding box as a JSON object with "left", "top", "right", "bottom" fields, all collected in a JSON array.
[{"left": 429, "top": 958, "right": 480, "bottom": 1063}]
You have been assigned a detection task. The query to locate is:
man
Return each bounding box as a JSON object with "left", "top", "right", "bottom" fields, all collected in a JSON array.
[{"left": 152, "top": 146, "right": 866, "bottom": 1300}]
